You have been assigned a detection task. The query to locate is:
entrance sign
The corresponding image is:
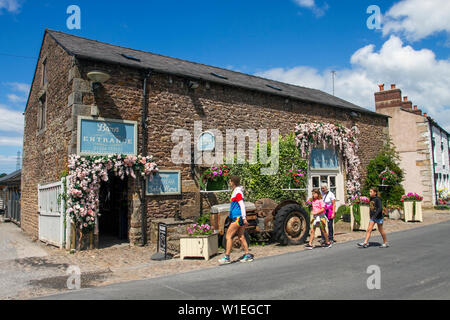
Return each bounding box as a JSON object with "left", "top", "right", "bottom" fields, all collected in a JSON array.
[
  {"left": 146, "top": 170, "right": 181, "bottom": 195},
  {"left": 197, "top": 131, "right": 215, "bottom": 152},
  {"left": 77, "top": 116, "right": 137, "bottom": 156}
]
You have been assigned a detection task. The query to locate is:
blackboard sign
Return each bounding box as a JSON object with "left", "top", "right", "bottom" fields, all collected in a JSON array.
[
  {"left": 158, "top": 223, "right": 167, "bottom": 259},
  {"left": 146, "top": 170, "right": 181, "bottom": 195}
]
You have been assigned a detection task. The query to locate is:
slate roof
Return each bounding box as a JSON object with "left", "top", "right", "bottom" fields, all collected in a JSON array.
[
  {"left": 46, "top": 29, "right": 386, "bottom": 117},
  {"left": 0, "top": 170, "right": 21, "bottom": 186}
]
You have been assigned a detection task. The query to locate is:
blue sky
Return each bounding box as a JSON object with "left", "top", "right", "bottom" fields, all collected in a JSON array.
[{"left": 0, "top": 0, "right": 449, "bottom": 173}]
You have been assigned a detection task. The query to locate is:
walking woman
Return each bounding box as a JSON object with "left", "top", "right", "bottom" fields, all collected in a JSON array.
[
  {"left": 358, "top": 187, "right": 390, "bottom": 248},
  {"left": 305, "top": 189, "right": 332, "bottom": 249},
  {"left": 321, "top": 184, "right": 336, "bottom": 243},
  {"left": 218, "top": 176, "right": 254, "bottom": 264}
]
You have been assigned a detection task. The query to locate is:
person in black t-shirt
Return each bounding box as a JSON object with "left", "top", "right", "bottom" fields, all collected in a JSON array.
[{"left": 357, "top": 187, "right": 389, "bottom": 248}]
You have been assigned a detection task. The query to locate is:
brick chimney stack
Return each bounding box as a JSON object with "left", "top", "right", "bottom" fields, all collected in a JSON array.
[
  {"left": 402, "top": 97, "right": 413, "bottom": 109},
  {"left": 375, "top": 83, "right": 402, "bottom": 111}
]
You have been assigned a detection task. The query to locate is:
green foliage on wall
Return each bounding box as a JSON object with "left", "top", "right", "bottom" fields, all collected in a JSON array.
[
  {"left": 362, "top": 137, "right": 405, "bottom": 206},
  {"left": 335, "top": 204, "right": 350, "bottom": 222},
  {"left": 216, "top": 133, "right": 308, "bottom": 204}
]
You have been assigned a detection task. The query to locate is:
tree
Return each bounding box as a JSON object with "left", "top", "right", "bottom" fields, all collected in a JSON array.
[
  {"left": 0, "top": 173, "right": 6, "bottom": 178},
  {"left": 362, "top": 136, "right": 405, "bottom": 206}
]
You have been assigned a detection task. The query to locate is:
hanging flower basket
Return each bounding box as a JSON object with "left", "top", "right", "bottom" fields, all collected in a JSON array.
[
  {"left": 379, "top": 168, "right": 398, "bottom": 186},
  {"left": 206, "top": 179, "right": 228, "bottom": 191},
  {"left": 200, "top": 165, "right": 230, "bottom": 191}
]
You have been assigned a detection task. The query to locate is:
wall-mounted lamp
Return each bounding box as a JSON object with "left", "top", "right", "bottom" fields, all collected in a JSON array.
[
  {"left": 188, "top": 80, "right": 199, "bottom": 90},
  {"left": 87, "top": 70, "right": 111, "bottom": 91},
  {"left": 350, "top": 111, "right": 360, "bottom": 118}
]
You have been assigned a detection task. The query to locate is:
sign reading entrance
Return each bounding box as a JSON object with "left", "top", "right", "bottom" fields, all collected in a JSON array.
[
  {"left": 77, "top": 116, "right": 137, "bottom": 156},
  {"left": 146, "top": 170, "right": 181, "bottom": 196}
]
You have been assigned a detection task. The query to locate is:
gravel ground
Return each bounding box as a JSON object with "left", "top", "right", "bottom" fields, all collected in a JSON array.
[{"left": 3, "top": 209, "right": 450, "bottom": 300}]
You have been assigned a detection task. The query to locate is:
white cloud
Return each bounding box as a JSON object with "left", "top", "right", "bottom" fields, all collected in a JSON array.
[
  {"left": 5, "top": 82, "right": 30, "bottom": 95},
  {"left": 295, "top": 0, "right": 315, "bottom": 8},
  {"left": 383, "top": 0, "right": 450, "bottom": 41},
  {"left": 7, "top": 94, "right": 27, "bottom": 103},
  {"left": 0, "top": 0, "right": 21, "bottom": 14},
  {"left": 256, "top": 35, "right": 450, "bottom": 132},
  {"left": 0, "top": 104, "right": 24, "bottom": 133},
  {"left": 0, "top": 136, "right": 22, "bottom": 146},
  {"left": 293, "top": 0, "right": 328, "bottom": 17}
]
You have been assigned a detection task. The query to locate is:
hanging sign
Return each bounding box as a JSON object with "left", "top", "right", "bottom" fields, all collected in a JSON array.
[
  {"left": 77, "top": 116, "right": 137, "bottom": 156},
  {"left": 146, "top": 170, "right": 181, "bottom": 195}
]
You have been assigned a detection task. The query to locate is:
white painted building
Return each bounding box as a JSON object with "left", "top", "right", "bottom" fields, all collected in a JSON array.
[{"left": 430, "top": 119, "right": 450, "bottom": 203}]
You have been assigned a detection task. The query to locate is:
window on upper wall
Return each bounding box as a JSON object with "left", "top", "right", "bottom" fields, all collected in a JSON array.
[
  {"left": 38, "top": 93, "right": 46, "bottom": 131},
  {"left": 42, "top": 58, "right": 47, "bottom": 86}
]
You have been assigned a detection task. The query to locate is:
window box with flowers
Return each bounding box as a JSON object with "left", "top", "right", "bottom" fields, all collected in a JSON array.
[
  {"left": 401, "top": 193, "right": 423, "bottom": 222},
  {"left": 199, "top": 165, "right": 230, "bottom": 191},
  {"left": 349, "top": 195, "right": 374, "bottom": 231},
  {"left": 180, "top": 224, "right": 218, "bottom": 260}
]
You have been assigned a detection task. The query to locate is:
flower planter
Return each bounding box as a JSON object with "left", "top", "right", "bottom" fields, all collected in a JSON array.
[
  {"left": 350, "top": 205, "right": 375, "bottom": 231},
  {"left": 403, "top": 201, "right": 423, "bottom": 222},
  {"left": 180, "top": 233, "right": 218, "bottom": 261}
]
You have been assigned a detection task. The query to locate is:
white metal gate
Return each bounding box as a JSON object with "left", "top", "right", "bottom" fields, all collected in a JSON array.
[{"left": 38, "top": 180, "right": 65, "bottom": 248}]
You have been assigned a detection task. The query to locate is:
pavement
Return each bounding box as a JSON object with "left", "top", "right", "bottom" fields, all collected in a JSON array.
[
  {"left": 39, "top": 219, "right": 450, "bottom": 300},
  {"left": 0, "top": 222, "right": 58, "bottom": 299}
]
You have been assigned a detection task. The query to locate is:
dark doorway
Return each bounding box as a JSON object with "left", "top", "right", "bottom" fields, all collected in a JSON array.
[{"left": 98, "top": 173, "right": 128, "bottom": 247}]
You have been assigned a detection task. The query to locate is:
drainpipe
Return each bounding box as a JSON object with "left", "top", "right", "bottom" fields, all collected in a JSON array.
[
  {"left": 428, "top": 117, "right": 438, "bottom": 206},
  {"left": 141, "top": 69, "right": 152, "bottom": 246}
]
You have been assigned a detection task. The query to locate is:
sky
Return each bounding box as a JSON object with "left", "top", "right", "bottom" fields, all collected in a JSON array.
[{"left": 0, "top": 0, "right": 449, "bottom": 173}]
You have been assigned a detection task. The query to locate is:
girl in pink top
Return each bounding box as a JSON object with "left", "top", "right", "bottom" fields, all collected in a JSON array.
[{"left": 305, "top": 189, "right": 332, "bottom": 249}]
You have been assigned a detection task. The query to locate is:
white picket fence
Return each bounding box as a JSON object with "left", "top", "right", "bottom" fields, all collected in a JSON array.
[{"left": 38, "top": 179, "right": 70, "bottom": 248}]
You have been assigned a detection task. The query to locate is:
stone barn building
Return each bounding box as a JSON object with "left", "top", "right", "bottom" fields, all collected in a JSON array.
[{"left": 21, "top": 29, "right": 389, "bottom": 247}]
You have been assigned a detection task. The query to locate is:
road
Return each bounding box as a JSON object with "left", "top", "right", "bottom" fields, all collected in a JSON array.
[{"left": 40, "top": 220, "right": 450, "bottom": 300}]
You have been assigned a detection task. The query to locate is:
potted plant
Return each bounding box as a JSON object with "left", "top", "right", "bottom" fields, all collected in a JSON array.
[
  {"left": 200, "top": 165, "right": 230, "bottom": 191},
  {"left": 180, "top": 223, "right": 218, "bottom": 260},
  {"left": 401, "top": 193, "right": 423, "bottom": 222},
  {"left": 349, "top": 195, "right": 374, "bottom": 231}
]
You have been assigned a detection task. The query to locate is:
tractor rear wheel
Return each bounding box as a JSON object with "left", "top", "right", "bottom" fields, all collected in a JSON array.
[{"left": 273, "top": 203, "right": 309, "bottom": 245}]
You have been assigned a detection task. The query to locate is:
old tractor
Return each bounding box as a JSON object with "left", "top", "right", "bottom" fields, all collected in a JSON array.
[{"left": 210, "top": 198, "right": 310, "bottom": 248}]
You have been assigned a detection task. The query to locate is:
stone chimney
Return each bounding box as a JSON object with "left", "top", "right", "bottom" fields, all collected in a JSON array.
[{"left": 375, "top": 83, "right": 402, "bottom": 111}]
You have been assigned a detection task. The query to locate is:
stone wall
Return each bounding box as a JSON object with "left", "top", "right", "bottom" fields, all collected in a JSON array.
[{"left": 21, "top": 34, "right": 74, "bottom": 237}]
